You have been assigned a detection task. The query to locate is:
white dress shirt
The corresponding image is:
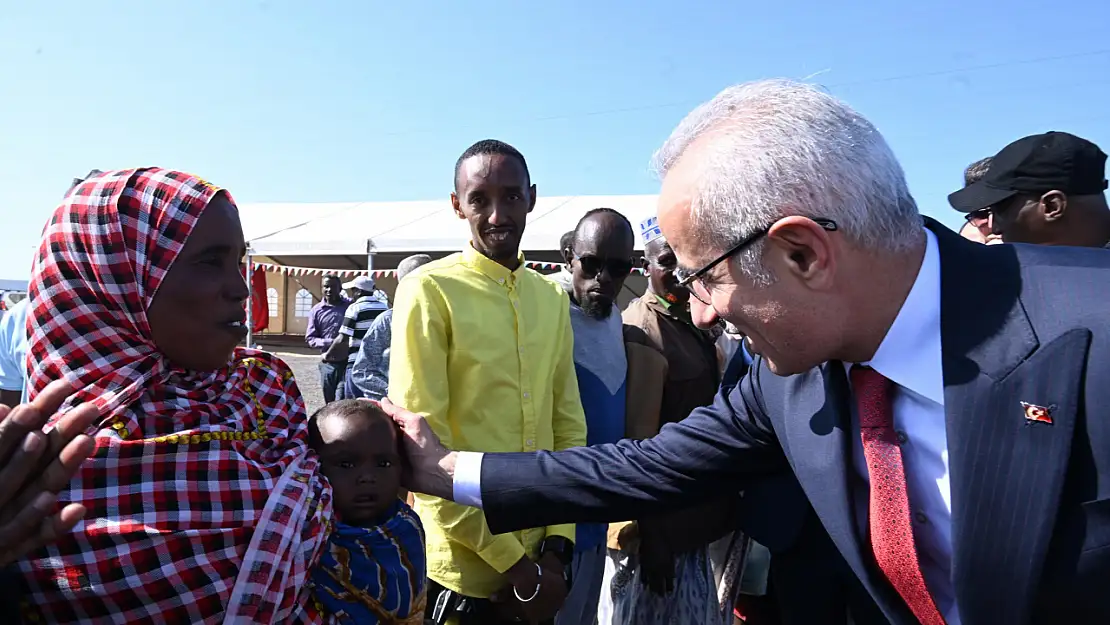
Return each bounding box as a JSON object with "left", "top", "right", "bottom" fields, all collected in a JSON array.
[
  {"left": 844, "top": 229, "right": 959, "bottom": 624},
  {"left": 454, "top": 228, "right": 958, "bottom": 623}
]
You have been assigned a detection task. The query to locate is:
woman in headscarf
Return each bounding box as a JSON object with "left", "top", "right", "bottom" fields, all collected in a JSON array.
[{"left": 15, "top": 168, "right": 332, "bottom": 623}]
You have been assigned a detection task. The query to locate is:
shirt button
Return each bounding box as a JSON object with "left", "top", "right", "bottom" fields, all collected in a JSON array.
[
  {"left": 895, "top": 430, "right": 908, "bottom": 445},
  {"left": 915, "top": 512, "right": 928, "bottom": 524},
  {"left": 498, "top": 278, "right": 505, "bottom": 284},
  {"left": 525, "top": 439, "right": 534, "bottom": 447},
  {"left": 523, "top": 392, "right": 530, "bottom": 399}
]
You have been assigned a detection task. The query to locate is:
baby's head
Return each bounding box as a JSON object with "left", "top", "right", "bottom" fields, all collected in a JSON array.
[{"left": 309, "top": 399, "right": 402, "bottom": 526}]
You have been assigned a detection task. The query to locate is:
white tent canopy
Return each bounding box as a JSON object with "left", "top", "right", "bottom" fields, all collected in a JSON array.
[{"left": 240, "top": 195, "right": 660, "bottom": 256}]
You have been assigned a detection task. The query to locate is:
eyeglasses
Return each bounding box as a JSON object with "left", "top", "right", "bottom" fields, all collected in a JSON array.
[
  {"left": 966, "top": 193, "right": 1030, "bottom": 227},
  {"left": 573, "top": 254, "right": 634, "bottom": 279},
  {"left": 675, "top": 218, "right": 839, "bottom": 306},
  {"left": 965, "top": 208, "right": 991, "bottom": 227}
]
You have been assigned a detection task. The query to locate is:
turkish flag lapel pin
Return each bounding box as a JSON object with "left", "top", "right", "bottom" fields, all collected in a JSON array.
[{"left": 1021, "top": 401, "right": 1054, "bottom": 425}]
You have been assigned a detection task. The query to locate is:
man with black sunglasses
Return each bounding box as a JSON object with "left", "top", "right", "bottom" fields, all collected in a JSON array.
[
  {"left": 956, "top": 157, "right": 1002, "bottom": 245},
  {"left": 949, "top": 132, "right": 1109, "bottom": 247},
  {"left": 554, "top": 208, "right": 636, "bottom": 624}
]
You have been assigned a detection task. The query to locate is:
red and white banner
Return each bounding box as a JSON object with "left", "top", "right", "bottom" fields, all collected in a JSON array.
[
  {"left": 253, "top": 262, "right": 395, "bottom": 279},
  {"left": 253, "top": 260, "right": 646, "bottom": 277}
]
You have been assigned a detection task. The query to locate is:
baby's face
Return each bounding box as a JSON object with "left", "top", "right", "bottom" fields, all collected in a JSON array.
[{"left": 315, "top": 411, "right": 402, "bottom": 526}]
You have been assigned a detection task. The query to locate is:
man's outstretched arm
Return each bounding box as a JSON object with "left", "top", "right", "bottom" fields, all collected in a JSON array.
[{"left": 382, "top": 363, "right": 787, "bottom": 535}]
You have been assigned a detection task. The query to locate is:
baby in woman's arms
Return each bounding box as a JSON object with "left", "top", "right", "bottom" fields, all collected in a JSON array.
[{"left": 309, "top": 399, "right": 427, "bottom": 625}]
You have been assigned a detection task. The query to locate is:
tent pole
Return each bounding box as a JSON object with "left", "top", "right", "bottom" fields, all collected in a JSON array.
[
  {"left": 245, "top": 250, "right": 253, "bottom": 349},
  {"left": 366, "top": 240, "right": 375, "bottom": 293}
]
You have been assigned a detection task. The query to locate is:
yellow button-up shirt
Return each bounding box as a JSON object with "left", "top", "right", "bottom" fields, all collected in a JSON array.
[{"left": 389, "top": 245, "right": 587, "bottom": 598}]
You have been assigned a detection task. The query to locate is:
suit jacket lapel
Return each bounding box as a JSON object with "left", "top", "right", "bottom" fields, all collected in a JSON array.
[
  {"left": 779, "top": 364, "right": 912, "bottom": 621},
  {"left": 934, "top": 221, "right": 1089, "bottom": 625}
]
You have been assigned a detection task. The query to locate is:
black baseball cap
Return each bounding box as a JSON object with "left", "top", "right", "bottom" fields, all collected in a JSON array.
[{"left": 948, "top": 131, "right": 1108, "bottom": 213}]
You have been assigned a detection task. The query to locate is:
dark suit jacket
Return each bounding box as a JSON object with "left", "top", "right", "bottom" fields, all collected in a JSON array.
[
  {"left": 726, "top": 337, "right": 889, "bottom": 625},
  {"left": 479, "top": 221, "right": 1110, "bottom": 625}
]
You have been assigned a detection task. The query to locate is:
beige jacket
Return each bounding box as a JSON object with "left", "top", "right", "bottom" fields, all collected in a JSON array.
[{"left": 606, "top": 325, "right": 668, "bottom": 550}]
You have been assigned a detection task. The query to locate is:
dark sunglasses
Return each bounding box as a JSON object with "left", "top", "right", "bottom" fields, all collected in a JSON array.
[
  {"left": 573, "top": 254, "right": 634, "bottom": 279},
  {"left": 676, "top": 218, "right": 838, "bottom": 289},
  {"left": 966, "top": 193, "right": 1033, "bottom": 225},
  {"left": 965, "top": 208, "right": 991, "bottom": 225}
]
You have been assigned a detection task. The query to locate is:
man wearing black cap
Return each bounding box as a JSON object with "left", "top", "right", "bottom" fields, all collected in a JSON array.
[{"left": 948, "top": 132, "right": 1110, "bottom": 246}]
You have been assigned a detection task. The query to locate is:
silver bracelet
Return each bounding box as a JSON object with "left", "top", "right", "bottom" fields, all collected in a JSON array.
[{"left": 513, "top": 562, "right": 543, "bottom": 603}]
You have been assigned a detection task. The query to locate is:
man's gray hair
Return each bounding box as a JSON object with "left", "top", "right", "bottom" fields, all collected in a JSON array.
[
  {"left": 651, "top": 79, "right": 921, "bottom": 284},
  {"left": 397, "top": 254, "right": 432, "bottom": 281}
]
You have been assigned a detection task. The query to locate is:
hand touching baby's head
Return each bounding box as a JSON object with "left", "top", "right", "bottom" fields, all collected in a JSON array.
[{"left": 309, "top": 400, "right": 402, "bottom": 526}]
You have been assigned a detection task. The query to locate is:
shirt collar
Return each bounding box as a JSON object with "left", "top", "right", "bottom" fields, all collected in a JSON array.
[
  {"left": 353, "top": 294, "right": 386, "bottom": 307},
  {"left": 462, "top": 244, "right": 526, "bottom": 284},
  {"left": 856, "top": 229, "right": 944, "bottom": 405},
  {"left": 647, "top": 292, "right": 696, "bottom": 325}
]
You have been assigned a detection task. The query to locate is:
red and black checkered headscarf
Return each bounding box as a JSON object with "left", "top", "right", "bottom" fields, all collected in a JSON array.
[{"left": 19, "top": 168, "right": 332, "bottom": 624}]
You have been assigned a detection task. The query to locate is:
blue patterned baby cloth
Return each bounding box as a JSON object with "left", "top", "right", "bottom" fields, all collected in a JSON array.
[{"left": 311, "top": 500, "right": 427, "bottom": 624}]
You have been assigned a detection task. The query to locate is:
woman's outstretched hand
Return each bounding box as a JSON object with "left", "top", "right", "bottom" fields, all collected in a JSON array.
[
  {"left": 0, "top": 380, "right": 98, "bottom": 566},
  {"left": 378, "top": 397, "right": 456, "bottom": 501}
]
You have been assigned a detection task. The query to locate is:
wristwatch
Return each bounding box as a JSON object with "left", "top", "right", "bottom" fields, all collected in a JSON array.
[{"left": 540, "top": 536, "right": 575, "bottom": 590}]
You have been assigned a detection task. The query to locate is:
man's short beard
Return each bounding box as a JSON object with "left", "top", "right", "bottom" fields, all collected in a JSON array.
[{"left": 580, "top": 296, "right": 614, "bottom": 320}]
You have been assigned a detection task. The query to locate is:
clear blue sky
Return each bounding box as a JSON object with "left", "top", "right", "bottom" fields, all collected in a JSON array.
[{"left": 2, "top": 0, "right": 1108, "bottom": 280}]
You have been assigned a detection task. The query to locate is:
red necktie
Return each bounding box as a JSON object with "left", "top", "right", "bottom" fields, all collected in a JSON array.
[{"left": 851, "top": 365, "right": 946, "bottom": 625}]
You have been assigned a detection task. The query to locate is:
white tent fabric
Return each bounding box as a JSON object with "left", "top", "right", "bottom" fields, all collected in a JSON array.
[{"left": 240, "top": 195, "right": 660, "bottom": 255}]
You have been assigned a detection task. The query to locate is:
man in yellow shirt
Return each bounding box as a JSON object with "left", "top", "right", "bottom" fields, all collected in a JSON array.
[{"left": 389, "top": 139, "right": 587, "bottom": 625}]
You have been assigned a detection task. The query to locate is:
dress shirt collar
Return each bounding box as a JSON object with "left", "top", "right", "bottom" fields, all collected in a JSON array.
[
  {"left": 857, "top": 229, "right": 944, "bottom": 405},
  {"left": 462, "top": 244, "right": 526, "bottom": 285}
]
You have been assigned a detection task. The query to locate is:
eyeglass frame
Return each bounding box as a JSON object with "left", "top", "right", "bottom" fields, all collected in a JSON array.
[
  {"left": 675, "top": 217, "right": 839, "bottom": 305},
  {"left": 964, "top": 190, "right": 1043, "bottom": 228},
  {"left": 964, "top": 208, "right": 991, "bottom": 226}
]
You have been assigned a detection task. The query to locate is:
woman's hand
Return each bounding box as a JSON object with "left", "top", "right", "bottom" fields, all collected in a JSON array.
[{"left": 0, "top": 380, "right": 98, "bottom": 566}]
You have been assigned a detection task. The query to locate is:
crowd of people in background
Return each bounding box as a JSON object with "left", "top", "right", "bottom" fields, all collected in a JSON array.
[{"left": 0, "top": 79, "right": 1106, "bottom": 625}]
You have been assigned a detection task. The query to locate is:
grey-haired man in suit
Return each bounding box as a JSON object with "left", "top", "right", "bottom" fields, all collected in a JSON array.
[{"left": 385, "top": 80, "right": 1110, "bottom": 625}]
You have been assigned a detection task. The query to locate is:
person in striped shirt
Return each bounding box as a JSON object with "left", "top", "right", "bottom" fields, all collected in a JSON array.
[
  {"left": 323, "top": 276, "right": 387, "bottom": 399},
  {"left": 350, "top": 254, "right": 433, "bottom": 401}
]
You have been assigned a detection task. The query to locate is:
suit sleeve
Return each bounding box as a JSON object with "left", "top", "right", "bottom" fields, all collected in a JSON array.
[
  {"left": 480, "top": 362, "right": 786, "bottom": 535},
  {"left": 546, "top": 296, "right": 587, "bottom": 542},
  {"left": 388, "top": 275, "right": 527, "bottom": 573}
]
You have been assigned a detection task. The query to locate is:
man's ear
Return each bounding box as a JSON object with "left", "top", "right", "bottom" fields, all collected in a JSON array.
[
  {"left": 451, "top": 192, "right": 465, "bottom": 220},
  {"left": 561, "top": 246, "right": 574, "bottom": 265},
  {"left": 1040, "top": 190, "right": 1067, "bottom": 222},
  {"left": 527, "top": 184, "right": 538, "bottom": 213},
  {"left": 766, "top": 217, "right": 834, "bottom": 286}
]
